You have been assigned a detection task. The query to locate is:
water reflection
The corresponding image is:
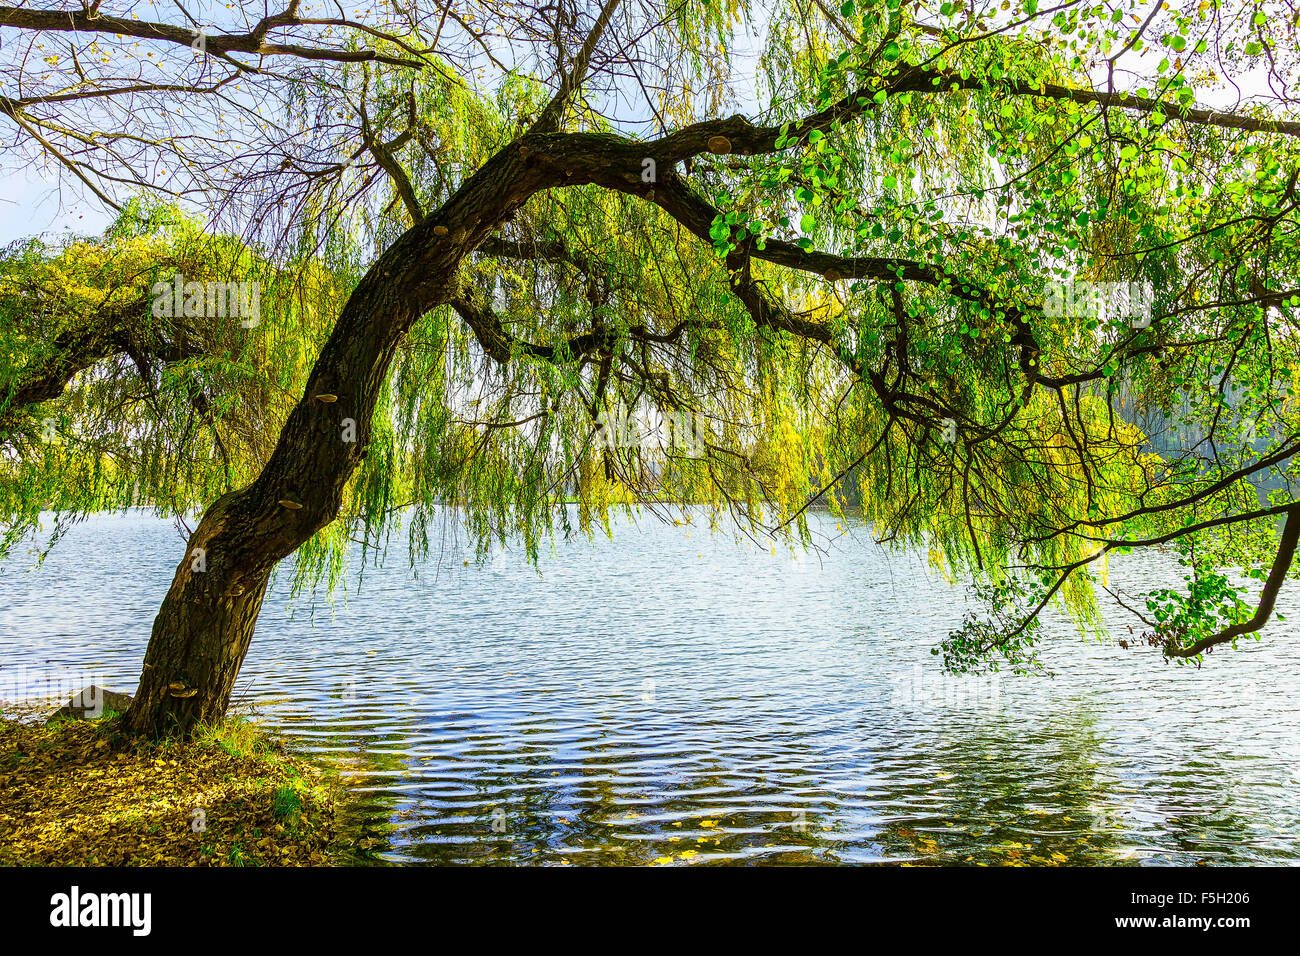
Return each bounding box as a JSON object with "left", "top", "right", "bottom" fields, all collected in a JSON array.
[{"left": 1, "top": 509, "right": 1298, "bottom": 865}]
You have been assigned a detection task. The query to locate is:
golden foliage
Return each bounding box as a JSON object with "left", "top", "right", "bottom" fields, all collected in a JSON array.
[{"left": 0, "top": 716, "right": 346, "bottom": 866}]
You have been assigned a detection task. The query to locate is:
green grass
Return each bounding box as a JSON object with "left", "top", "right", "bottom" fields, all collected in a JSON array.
[
  {"left": 191, "top": 719, "right": 276, "bottom": 759},
  {"left": 273, "top": 785, "right": 306, "bottom": 825}
]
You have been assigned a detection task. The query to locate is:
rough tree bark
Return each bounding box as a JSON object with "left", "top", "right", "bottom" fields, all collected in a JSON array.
[{"left": 123, "top": 142, "right": 555, "bottom": 734}]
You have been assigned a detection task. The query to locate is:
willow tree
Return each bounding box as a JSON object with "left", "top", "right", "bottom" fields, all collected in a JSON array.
[{"left": 1, "top": 0, "right": 1298, "bottom": 735}]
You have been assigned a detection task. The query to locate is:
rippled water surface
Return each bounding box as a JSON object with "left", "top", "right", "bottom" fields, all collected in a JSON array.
[{"left": 2, "top": 510, "right": 1299, "bottom": 865}]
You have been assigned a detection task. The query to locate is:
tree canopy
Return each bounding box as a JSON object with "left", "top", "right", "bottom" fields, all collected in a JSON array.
[{"left": 2, "top": 0, "right": 1299, "bottom": 730}]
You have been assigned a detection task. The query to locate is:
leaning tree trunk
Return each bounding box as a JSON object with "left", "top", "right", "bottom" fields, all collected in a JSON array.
[
  {"left": 122, "top": 141, "right": 562, "bottom": 736},
  {"left": 127, "top": 564, "right": 271, "bottom": 734},
  {"left": 122, "top": 261, "right": 432, "bottom": 735},
  {"left": 123, "top": 267, "right": 424, "bottom": 735},
  {"left": 122, "top": 118, "right": 687, "bottom": 735}
]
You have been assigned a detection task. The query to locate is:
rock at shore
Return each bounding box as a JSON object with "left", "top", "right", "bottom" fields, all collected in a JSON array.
[{"left": 49, "top": 686, "right": 134, "bottom": 721}]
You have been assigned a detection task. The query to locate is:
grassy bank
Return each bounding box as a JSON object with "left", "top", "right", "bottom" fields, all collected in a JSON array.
[{"left": 0, "top": 713, "right": 349, "bottom": 866}]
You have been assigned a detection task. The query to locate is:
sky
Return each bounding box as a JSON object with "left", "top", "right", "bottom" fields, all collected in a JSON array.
[
  {"left": 0, "top": 0, "right": 1289, "bottom": 247},
  {"left": 0, "top": 168, "right": 107, "bottom": 245}
]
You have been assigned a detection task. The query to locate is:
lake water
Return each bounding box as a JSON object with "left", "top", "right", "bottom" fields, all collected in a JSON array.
[{"left": 2, "top": 510, "right": 1298, "bottom": 865}]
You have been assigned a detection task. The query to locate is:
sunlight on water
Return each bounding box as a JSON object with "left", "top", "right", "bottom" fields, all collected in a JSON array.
[{"left": 2, "top": 509, "right": 1299, "bottom": 865}]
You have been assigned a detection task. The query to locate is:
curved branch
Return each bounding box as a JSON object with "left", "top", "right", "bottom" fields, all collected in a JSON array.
[
  {"left": 1165, "top": 503, "right": 1300, "bottom": 658},
  {"left": 0, "top": 3, "right": 426, "bottom": 68}
]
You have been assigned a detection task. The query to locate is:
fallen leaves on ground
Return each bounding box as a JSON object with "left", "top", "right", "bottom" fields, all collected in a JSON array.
[{"left": 0, "top": 716, "right": 345, "bottom": 866}]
